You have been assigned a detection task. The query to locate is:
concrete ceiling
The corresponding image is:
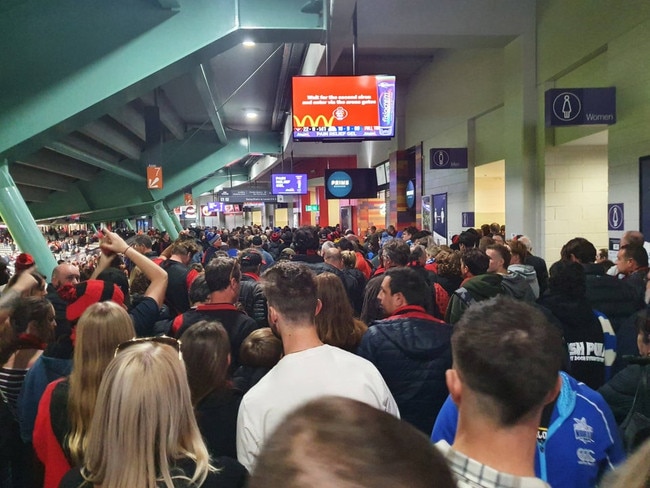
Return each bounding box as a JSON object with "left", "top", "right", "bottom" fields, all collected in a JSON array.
[{"left": 0, "top": 0, "right": 536, "bottom": 223}]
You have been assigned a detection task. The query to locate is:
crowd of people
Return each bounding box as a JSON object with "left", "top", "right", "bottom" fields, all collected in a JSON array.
[{"left": 0, "top": 221, "right": 649, "bottom": 487}]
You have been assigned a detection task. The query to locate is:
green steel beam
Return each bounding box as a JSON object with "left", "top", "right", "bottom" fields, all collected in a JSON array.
[
  {"left": 0, "top": 160, "right": 58, "bottom": 279},
  {"left": 193, "top": 64, "right": 228, "bottom": 145},
  {"left": 27, "top": 129, "right": 278, "bottom": 222},
  {"left": 0, "top": 0, "right": 324, "bottom": 161}
]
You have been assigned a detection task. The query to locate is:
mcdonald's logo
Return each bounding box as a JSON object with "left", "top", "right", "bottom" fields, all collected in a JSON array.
[{"left": 292, "top": 114, "right": 335, "bottom": 128}]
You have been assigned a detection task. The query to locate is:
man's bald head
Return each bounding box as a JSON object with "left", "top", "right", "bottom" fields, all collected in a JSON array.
[
  {"left": 323, "top": 247, "right": 344, "bottom": 270},
  {"left": 51, "top": 263, "right": 81, "bottom": 288}
]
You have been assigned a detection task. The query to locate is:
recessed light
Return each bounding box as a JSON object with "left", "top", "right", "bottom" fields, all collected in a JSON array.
[
  {"left": 243, "top": 40, "right": 255, "bottom": 47},
  {"left": 245, "top": 111, "right": 259, "bottom": 119}
]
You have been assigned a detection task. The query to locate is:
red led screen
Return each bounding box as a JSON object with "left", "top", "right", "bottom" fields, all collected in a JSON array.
[{"left": 292, "top": 75, "right": 396, "bottom": 141}]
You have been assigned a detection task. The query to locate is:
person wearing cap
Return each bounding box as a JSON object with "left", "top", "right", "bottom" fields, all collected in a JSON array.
[
  {"left": 202, "top": 233, "right": 222, "bottom": 266},
  {"left": 251, "top": 235, "right": 273, "bottom": 271},
  {"left": 238, "top": 249, "right": 268, "bottom": 328}
]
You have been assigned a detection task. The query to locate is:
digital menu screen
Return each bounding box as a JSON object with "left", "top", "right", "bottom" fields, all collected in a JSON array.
[
  {"left": 325, "top": 168, "right": 378, "bottom": 199},
  {"left": 292, "top": 75, "right": 396, "bottom": 141},
  {"left": 271, "top": 173, "right": 308, "bottom": 195}
]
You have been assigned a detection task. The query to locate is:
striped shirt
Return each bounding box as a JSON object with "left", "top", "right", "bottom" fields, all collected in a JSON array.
[{"left": 0, "top": 366, "right": 28, "bottom": 412}]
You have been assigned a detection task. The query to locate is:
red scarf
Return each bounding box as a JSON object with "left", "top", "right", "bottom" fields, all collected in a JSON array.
[{"left": 17, "top": 333, "right": 46, "bottom": 350}]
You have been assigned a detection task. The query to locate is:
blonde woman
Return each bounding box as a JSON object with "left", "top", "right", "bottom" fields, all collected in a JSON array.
[
  {"left": 33, "top": 301, "right": 134, "bottom": 488},
  {"left": 60, "top": 339, "right": 247, "bottom": 488}
]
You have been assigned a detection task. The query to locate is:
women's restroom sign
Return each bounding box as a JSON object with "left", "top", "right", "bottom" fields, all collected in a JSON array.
[{"left": 608, "top": 203, "right": 624, "bottom": 231}]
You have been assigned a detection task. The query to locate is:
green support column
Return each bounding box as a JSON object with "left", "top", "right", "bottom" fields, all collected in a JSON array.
[
  {"left": 0, "top": 160, "right": 57, "bottom": 279},
  {"left": 154, "top": 202, "right": 179, "bottom": 240},
  {"left": 123, "top": 219, "right": 135, "bottom": 231},
  {"left": 89, "top": 223, "right": 98, "bottom": 234},
  {"left": 152, "top": 214, "right": 163, "bottom": 232},
  {"left": 169, "top": 210, "right": 183, "bottom": 233}
]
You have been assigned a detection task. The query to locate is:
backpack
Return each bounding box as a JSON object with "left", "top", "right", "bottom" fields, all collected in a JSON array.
[{"left": 620, "top": 361, "right": 650, "bottom": 453}]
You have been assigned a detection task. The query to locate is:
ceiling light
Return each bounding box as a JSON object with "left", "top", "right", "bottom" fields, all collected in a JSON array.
[
  {"left": 245, "top": 110, "right": 259, "bottom": 120},
  {"left": 242, "top": 40, "right": 256, "bottom": 47}
]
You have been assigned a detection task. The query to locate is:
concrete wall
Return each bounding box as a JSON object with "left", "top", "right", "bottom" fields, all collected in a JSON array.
[
  {"left": 537, "top": 0, "right": 650, "bottom": 260},
  {"left": 404, "top": 0, "right": 650, "bottom": 260}
]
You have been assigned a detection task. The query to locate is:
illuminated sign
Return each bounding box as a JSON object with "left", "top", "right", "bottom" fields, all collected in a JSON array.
[
  {"left": 271, "top": 174, "right": 308, "bottom": 195},
  {"left": 292, "top": 75, "right": 396, "bottom": 141}
]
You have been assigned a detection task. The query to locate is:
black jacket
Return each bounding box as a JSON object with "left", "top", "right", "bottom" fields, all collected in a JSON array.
[
  {"left": 357, "top": 305, "right": 452, "bottom": 434},
  {"left": 599, "top": 364, "right": 648, "bottom": 425},
  {"left": 238, "top": 275, "right": 267, "bottom": 327},
  {"left": 195, "top": 388, "right": 242, "bottom": 459},
  {"left": 538, "top": 293, "right": 605, "bottom": 390},
  {"left": 173, "top": 304, "right": 260, "bottom": 371}
]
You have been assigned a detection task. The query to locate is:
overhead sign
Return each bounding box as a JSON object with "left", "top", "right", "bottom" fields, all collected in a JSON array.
[
  {"left": 608, "top": 203, "right": 624, "bottom": 231},
  {"left": 305, "top": 204, "right": 320, "bottom": 212},
  {"left": 430, "top": 148, "right": 468, "bottom": 169},
  {"left": 325, "top": 169, "right": 378, "bottom": 199},
  {"left": 218, "top": 188, "right": 277, "bottom": 203},
  {"left": 545, "top": 87, "right": 616, "bottom": 126},
  {"left": 207, "top": 202, "right": 224, "bottom": 212},
  {"left": 272, "top": 174, "right": 308, "bottom": 195},
  {"left": 146, "top": 166, "right": 163, "bottom": 189},
  {"left": 180, "top": 205, "right": 196, "bottom": 219}
]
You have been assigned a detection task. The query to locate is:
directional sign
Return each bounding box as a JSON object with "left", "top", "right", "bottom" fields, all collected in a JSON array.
[
  {"left": 545, "top": 87, "right": 616, "bottom": 127},
  {"left": 608, "top": 203, "right": 624, "bottom": 231},
  {"left": 146, "top": 166, "right": 163, "bottom": 189},
  {"left": 462, "top": 212, "right": 475, "bottom": 228},
  {"left": 430, "top": 148, "right": 468, "bottom": 169}
]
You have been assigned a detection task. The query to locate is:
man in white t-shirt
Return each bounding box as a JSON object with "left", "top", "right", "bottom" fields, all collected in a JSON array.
[{"left": 236, "top": 261, "right": 399, "bottom": 471}]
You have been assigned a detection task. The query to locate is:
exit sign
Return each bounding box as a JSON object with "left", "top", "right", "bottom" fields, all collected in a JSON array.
[{"left": 305, "top": 204, "right": 320, "bottom": 212}]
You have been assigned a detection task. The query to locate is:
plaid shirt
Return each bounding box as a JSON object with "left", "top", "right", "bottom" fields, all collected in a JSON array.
[{"left": 435, "top": 441, "right": 551, "bottom": 488}]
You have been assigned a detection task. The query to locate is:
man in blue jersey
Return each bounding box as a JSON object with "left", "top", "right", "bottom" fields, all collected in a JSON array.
[
  {"left": 432, "top": 311, "right": 626, "bottom": 488},
  {"left": 432, "top": 296, "right": 564, "bottom": 488}
]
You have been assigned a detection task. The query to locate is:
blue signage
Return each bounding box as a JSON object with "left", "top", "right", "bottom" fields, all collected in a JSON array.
[
  {"left": 430, "top": 148, "right": 468, "bottom": 169},
  {"left": 433, "top": 193, "right": 448, "bottom": 244},
  {"left": 271, "top": 174, "right": 308, "bottom": 195},
  {"left": 405, "top": 180, "right": 415, "bottom": 208},
  {"left": 545, "top": 87, "right": 616, "bottom": 126},
  {"left": 218, "top": 188, "right": 277, "bottom": 203},
  {"left": 327, "top": 170, "right": 352, "bottom": 198},
  {"left": 462, "top": 212, "right": 475, "bottom": 228},
  {"left": 608, "top": 203, "right": 624, "bottom": 231},
  {"left": 207, "top": 202, "right": 224, "bottom": 212}
]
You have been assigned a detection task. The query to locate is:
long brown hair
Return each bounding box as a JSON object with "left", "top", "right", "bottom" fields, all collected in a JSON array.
[
  {"left": 180, "top": 320, "right": 231, "bottom": 405},
  {"left": 315, "top": 273, "right": 367, "bottom": 351}
]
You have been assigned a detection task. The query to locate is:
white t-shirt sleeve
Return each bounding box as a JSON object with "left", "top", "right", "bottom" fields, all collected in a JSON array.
[{"left": 236, "top": 397, "right": 261, "bottom": 472}]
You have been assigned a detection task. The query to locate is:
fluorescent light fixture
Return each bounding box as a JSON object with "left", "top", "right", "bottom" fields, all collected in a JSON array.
[
  {"left": 245, "top": 110, "right": 259, "bottom": 119},
  {"left": 243, "top": 40, "right": 256, "bottom": 47}
]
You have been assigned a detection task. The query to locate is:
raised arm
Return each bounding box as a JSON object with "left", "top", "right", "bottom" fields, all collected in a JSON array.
[
  {"left": 0, "top": 271, "right": 39, "bottom": 324},
  {"left": 100, "top": 230, "right": 168, "bottom": 307}
]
